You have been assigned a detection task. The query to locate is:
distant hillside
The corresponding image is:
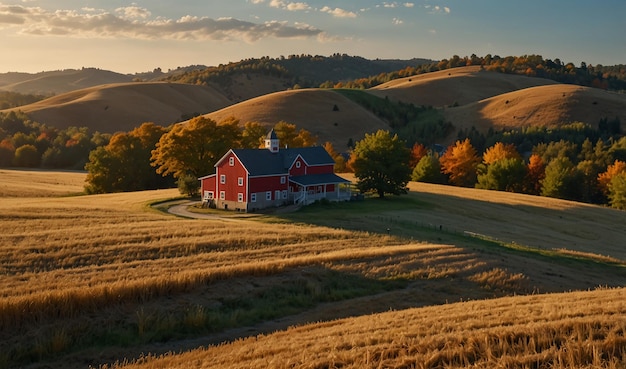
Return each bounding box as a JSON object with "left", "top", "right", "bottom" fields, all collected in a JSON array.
[
  {"left": 205, "top": 89, "right": 390, "bottom": 150},
  {"left": 166, "top": 54, "right": 433, "bottom": 103},
  {"left": 368, "top": 66, "right": 556, "bottom": 107},
  {"left": 3, "top": 82, "right": 231, "bottom": 133},
  {"left": 444, "top": 83, "right": 626, "bottom": 134},
  {"left": 0, "top": 68, "right": 133, "bottom": 95}
]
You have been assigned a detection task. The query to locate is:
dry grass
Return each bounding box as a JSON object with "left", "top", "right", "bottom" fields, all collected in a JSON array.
[
  {"left": 206, "top": 88, "right": 389, "bottom": 151},
  {"left": 112, "top": 288, "right": 626, "bottom": 369},
  {"left": 3, "top": 82, "right": 232, "bottom": 133},
  {"left": 368, "top": 66, "right": 556, "bottom": 107},
  {"left": 444, "top": 83, "right": 626, "bottom": 135},
  {"left": 2, "top": 170, "right": 625, "bottom": 369},
  {"left": 0, "top": 168, "right": 86, "bottom": 197}
]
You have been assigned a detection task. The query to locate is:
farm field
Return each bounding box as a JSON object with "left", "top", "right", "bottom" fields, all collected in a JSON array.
[{"left": 1, "top": 169, "right": 625, "bottom": 368}]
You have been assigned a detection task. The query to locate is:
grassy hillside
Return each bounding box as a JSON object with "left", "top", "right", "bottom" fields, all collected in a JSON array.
[
  {"left": 2, "top": 82, "right": 232, "bottom": 133},
  {"left": 206, "top": 89, "right": 390, "bottom": 150},
  {"left": 0, "top": 68, "right": 133, "bottom": 95},
  {"left": 444, "top": 83, "right": 626, "bottom": 134},
  {"left": 114, "top": 287, "right": 626, "bottom": 369},
  {"left": 368, "top": 66, "right": 556, "bottom": 107},
  {"left": 2, "top": 170, "right": 625, "bottom": 369}
]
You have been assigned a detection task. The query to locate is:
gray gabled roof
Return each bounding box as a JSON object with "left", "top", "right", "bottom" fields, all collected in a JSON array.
[{"left": 231, "top": 146, "right": 334, "bottom": 177}]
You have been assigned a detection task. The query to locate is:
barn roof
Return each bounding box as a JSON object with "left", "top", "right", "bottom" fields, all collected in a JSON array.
[
  {"left": 289, "top": 173, "right": 350, "bottom": 186},
  {"left": 230, "top": 146, "right": 334, "bottom": 177}
]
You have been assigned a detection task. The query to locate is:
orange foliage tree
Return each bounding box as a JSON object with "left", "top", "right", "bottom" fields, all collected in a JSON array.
[
  {"left": 598, "top": 160, "right": 626, "bottom": 196},
  {"left": 323, "top": 141, "right": 346, "bottom": 172},
  {"left": 409, "top": 143, "right": 428, "bottom": 168},
  {"left": 440, "top": 138, "right": 480, "bottom": 187},
  {"left": 525, "top": 154, "right": 546, "bottom": 195}
]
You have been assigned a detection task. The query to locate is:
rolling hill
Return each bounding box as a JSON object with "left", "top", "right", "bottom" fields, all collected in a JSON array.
[
  {"left": 2, "top": 82, "right": 232, "bottom": 133},
  {"left": 206, "top": 88, "right": 390, "bottom": 150},
  {"left": 3, "top": 65, "right": 624, "bottom": 147},
  {"left": 444, "top": 83, "right": 626, "bottom": 133}
]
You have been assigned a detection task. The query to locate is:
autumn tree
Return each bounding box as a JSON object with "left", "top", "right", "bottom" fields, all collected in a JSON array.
[
  {"left": 598, "top": 160, "right": 626, "bottom": 196},
  {"left": 440, "top": 138, "right": 481, "bottom": 187},
  {"left": 482, "top": 142, "right": 521, "bottom": 165},
  {"left": 273, "top": 121, "right": 316, "bottom": 148},
  {"left": 525, "top": 154, "right": 546, "bottom": 195},
  {"left": 323, "top": 141, "right": 346, "bottom": 172},
  {"left": 13, "top": 144, "right": 40, "bottom": 167},
  {"left": 351, "top": 130, "right": 411, "bottom": 198},
  {"left": 151, "top": 116, "right": 241, "bottom": 180},
  {"left": 409, "top": 143, "right": 428, "bottom": 168}
]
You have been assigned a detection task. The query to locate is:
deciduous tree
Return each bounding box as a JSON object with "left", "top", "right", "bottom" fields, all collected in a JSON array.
[
  {"left": 482, "top": 142, "right": 521, "bottom": 165},
  {"left": 608, "top": 172, "right": 626, "bottom": 210},
  {"left": 411, "top": 154, "right": 444, "bottom": 184},
  {"left": 273, "top": 121, "right": 316, "bottom": 148},
  {"left": 598, "top": 160, "right": 626, "bottom": 196},
  {"left": 351, "top": 130, "right": 411, "bottom": 198},
  {"left": 476, "top": 157, "right": 526, "bottom": 192},
  {"left": 323, "top": 141, "right": 346, "bottom": 172},
  {"left": 440, "top": 138, "right": 480, "bottom": 187},
  {"left": 525, "top": 154, "right": 545, "bottom": 195},
  {"left": 151, "top": 116, "right": 241, "bottom": 179}
]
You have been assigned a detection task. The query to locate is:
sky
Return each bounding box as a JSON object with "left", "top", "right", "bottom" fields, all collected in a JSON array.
[{"left": 0, "top": 0, "right": 624, "bottom": 74}]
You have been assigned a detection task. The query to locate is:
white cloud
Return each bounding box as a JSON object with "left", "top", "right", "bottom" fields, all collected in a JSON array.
[
  {"left": 269, "top": 0, "right": 310, "bottom": 11},
  {"left": 404, "top": 3, "right": 415, "bottom": 8},
  {"left": 249, "top": 0, "right": 265, "bottom": 4},
  {"left": 392, "top": 17, "right": 403, "bottom": 25},
  {"left": 320, "top": 6, "right": 357, "bottom": 18},
  {"left": 444, "top": 6, "right": 451, "bottom": 14},
  {"left": 0, "top": 4, "right": 322, "bottom": 41}
]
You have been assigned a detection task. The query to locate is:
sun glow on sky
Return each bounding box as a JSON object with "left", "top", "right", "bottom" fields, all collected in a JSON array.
[{"left": 0, "top": 0, "right": 624, "bottom": 73}]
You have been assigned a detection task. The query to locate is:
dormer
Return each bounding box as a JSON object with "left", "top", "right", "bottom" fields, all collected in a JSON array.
[{"left": 265, "top": 129, "right": 279, "bottom": 153}]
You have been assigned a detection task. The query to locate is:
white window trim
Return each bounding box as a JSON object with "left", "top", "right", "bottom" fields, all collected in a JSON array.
[
  {"left": 220, "top": 174, "right": 226, "bottom": 184},
  {"left": 204, "top": 191, "right": 214, "bottom": 200},
  {"left": 282, "top": 190, "right": 287, "bottom": 199},
  {"left": 237, "top": 193, "right": 243, "bottom": 202},
  {"left": 251, "top": 193, "right": 257, "bottom": 203},
  {"left": 280, "top": 176, "right": 286, "bottom": 184},
  {"left": 219, "top": 191, "right": 225, "bottom": 200},
  {"left": 266, "top": 191, "right": 272, "bottom": 201},
  {"left": 229, "top": 157, "right": 234, "bottom": 166},
  {"left": 238, "top": 177, "right": 243, "bottom": 186},
  {"left": 295, "top": 161, "right": 301, "bottom": 168}
]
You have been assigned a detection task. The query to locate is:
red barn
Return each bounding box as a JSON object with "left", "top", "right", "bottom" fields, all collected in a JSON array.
[{"left": 199, "top": 130, "right": 351, "bottom": 212}]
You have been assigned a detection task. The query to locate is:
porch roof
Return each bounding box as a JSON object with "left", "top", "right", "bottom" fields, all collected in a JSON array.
[{"left": 289, "top": 173, "right": 351, "bottom": 187}]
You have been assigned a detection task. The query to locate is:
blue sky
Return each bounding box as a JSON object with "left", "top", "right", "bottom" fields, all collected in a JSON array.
[{"left": 0, "top": 0, "right": 624, "bottom": 74}]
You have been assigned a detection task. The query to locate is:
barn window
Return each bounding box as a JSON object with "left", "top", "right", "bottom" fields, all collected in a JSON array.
[
  {"left": 204, "top": 191, "right": 214, "bottom": 200},
  {"left": 219, "top": 191, "right": 225, "bottom": 200},
  {"left": 238, "top": 177, "right": 243, "bottom": 186},
  {"left": 229, "top": 157, "right": 234, "bottom": 166},
  {"left": 251, "top": 193, "right": 257, "bottom": 203},
  {"left": 282, "top": 190, "right": 287, "bottom": 199},
  {"left": 237, "top": 193, "right": 243, "bottom": 202},
  {"left": 295, "top": 161, "right": 301, "bottom": 168},
  {"left": 280, "top": 176, "right": 286, "bottom": 184},
  {"left": 266, "top": 191, "right": 272, "bottom": 200},
  {"left": 220, "top": 175, "right": 226, "bottom": 184}
]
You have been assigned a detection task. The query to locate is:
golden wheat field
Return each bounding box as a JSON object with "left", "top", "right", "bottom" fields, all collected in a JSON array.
[{"left": 1, "top": 169, "right": 625, "bottom": 369}]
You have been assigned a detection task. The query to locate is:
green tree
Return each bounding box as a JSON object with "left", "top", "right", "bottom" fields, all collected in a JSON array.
[
  {"left": 608, "top": 172, "right": 626, "bottom": 210},
  {"left": 177, "top": 174, "right": 200, "bottom": 197},
  {"left": 85, "top": 123, "right": 170, "bottom": 194},
  {"left": 151, "top": 116, "right": 241, "bottom": 179},
  {"left": 411, "top": 154, "right": 444, "bottom": 184},
  {"left": 13, "top": 144, "right": 40, "bottom": 167},
  {"left": 351, "top": 130, "right": 411, "bottom": 198},
  {"left": 241, "top": 121, "right": 268, "bottom": 149},
  {"left": 476, "top": 157, "right": 526, "bottom": 192},
  {"left": 541, "top": 157, "right": 579, "bottom": 200}
]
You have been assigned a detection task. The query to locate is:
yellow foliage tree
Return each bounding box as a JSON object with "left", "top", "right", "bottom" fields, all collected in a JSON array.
[
  {"left": 482, "top": 142, "right": 521, "bottom": 165},
  {"left": 440, "top": 138, "right": 480, "bottom": 187},
  {"left": 323, "top": 141, "right": 346, "bottom": 172},
  {"left": 274, "top": 121, "right": 317, "bottom": 148}
]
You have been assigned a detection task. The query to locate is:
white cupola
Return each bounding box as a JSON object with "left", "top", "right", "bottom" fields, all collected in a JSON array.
[{"left": 265, "top": 129, "right": 279, "bottom": 153}]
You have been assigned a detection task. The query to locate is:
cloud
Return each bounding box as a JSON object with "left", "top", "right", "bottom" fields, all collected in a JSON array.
[
  {"left": 425, "top": 5, "right": 451, "bottom": 14},
  {"left": 320, "top": 6, "right": 357, "bottom": 18},
  {"left": 0, "top": 4, "right": 323, "bottom": 41},
  {"left": 269, "top": 0, "right": 310, "bottom": 11},
  {"left": 392, "top": 17, "right": 403, "bottom": 25},
  {"left": 404, "top": 3, "right": 415, "bottom": 8}
]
